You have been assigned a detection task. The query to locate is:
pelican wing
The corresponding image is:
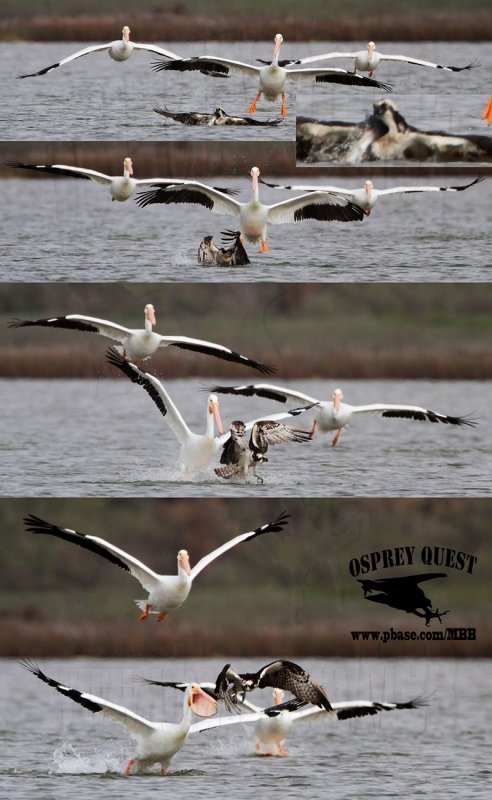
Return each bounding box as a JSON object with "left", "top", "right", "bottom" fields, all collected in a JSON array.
[
  {"left": 209, "top": 382, "right": 320, "bottom": 407},
  {"left": 157, "top": 335, "right": 275, "bottom": 375},
  {"left": 135, "top": 180, "right": 241, "bottom": 216},
  {"left": 151, "top": 55, "right": 261, "bottom": 78},
  {"left": 190, "top": 710, "right": 267, "bottom": 733},
  {"left": 21, "top": 660, "right": 157, "bottom": 737},
  {"left": 9, "top": 313, "right": 131, "bottom": 341},
  {"left": 106, "top": 347, "right": 190, "bottom": 444},
  {"left": 259, "top": 176, "right": 354, "bottom": 196},
  {"left": 23, "top": 514, "right": 160, "bottom": 592},
  {"left": 7, "top": 162, "right": 112, "bottom": 185},
  {"left": 291, "top": 696, "right": 427, "bottom": 721},
  {"left": 190, "top": 512, "right": 289, "bottom": 579},
  {"left": 376, "top": 176, "right": 484, "bottom": 197},
  {"left": 131, "top": 43, "right": 182, "bottom": 59},
  {"left": 18, "top": 43, "right": 114, "bottom": 78},
  {"left": 349, "top": 403, "right": 476, "bottom": 426},
  {"left": 285, "top": 68, "right": 392, "bottom": 91},
  {"left": 266, "top": 192, "right": 364, "bottom": 224},
  {"left": 380, "top": 54, "right": 479, "bottom": 72},
  {"left": 296, "top": 51, "right": 359, "bottom": 66}
]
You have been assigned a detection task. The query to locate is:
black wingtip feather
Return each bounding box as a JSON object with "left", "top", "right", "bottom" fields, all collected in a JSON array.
[{"left": 246, "top": 511, "right": 290, "bottom": 541}]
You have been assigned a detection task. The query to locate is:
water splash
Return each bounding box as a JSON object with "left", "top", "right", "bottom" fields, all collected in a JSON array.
[{"left": 50, "top": 742, "right": 122, "bottom": 775}]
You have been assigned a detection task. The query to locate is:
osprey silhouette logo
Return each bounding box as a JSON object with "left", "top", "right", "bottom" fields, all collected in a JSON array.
[
  {"left": 357, "top": 573, "right": 449, "bottom": 626},
  {"left": 349, "top": 545, "right": 478, "bottom": 627}
]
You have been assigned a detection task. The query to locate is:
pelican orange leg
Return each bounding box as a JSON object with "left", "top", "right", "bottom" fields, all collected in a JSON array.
[
  {"left": 156, "top": 612, "right": 167, "bottom": 622},
  {"left": 139, "top": 603, "right": 151, "bottom": 620},
  {"left": 259, "top": 239, "right": 271, "bottom": 253},
  {"left": 280, "top": 92, "right": 287, "bottom": 117},
  {"left": 482, "top": 96, "right": 492, "bottom": 125},
  {"left": 331, "top": 429, "right": 341, "bottom": 447},
  {"left": 125, "top": 758, "right": 135, "bottom": 775},
  {"left": 248, "top": 92, "right": 261, "bottom": 115}
]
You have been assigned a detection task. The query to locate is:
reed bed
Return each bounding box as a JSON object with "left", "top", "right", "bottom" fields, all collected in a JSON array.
[
  {"left": 2, "top": 345, "right": 492, "bottom": 379},
  {"left": 3, "top": 617, "right": 490, "bottom": 657},
  {"left": 2, "top": 11, "right": 491, "bottom": 43},
  {"left": 3, "top": 143, "right": 491, "bottom": 180}
]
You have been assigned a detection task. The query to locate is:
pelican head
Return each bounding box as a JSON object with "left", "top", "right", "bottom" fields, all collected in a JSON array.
[
  {"left": 208, "top": 394, "right": 224, "bottom": 436},
  {"left": 273, "top": 688, "right": 286, "bottom": 705},
  {"left": 274, "top": 33, "right": 284, "bottom": 57},
  {"left": 365, "top": 179, "right": 373, "bottom": 199},
  {"left": 122, "top": 25, "right": 131, "bottom": 41},
  {"left": 177, "top": 549, "right": 191, "bottom": 576},
  {"left": 123, "top": 157, "right": 134, "bottom": 177},
  {"left": 144, "top": 303, "right": 156, "bottom": 326},
  {"left": 332, "top": 388, "right": 343, "bottom": 412},
  {"left": 186, "top": 684, "right": 217, "bottom": 717},
  {"left": 368, "top": 41, "right": 376, "bottom": 52},
  {"left": 251, "top": 166, "right": 260, "bottom": 194}
]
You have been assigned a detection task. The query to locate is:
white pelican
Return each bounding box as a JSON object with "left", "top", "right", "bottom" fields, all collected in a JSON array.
[
  {"left": 209, "top": 383, "right": 476, "bottom": 446},
  {"left": 258, "top": 175, "right": 484, "bottom": 215},
  {"left": 215, "top": 419, "right": 311, "bottom": 483},
  {"left": 18, "top": 25, "right": 182, "bottom": 78},
  {"left": 20, "top": 659, "right": 217, "bottom": 775},
  {"left": 200, "top": 692, "right": 427, "bottom": 754},
  {"left": 23, "top": 512, "right": 289, "bottom": 621},
  {"left": 8, "top": 158, "right": 236, "bottom": 203},
  {"left": 299, "top": 41, "right": 478, "bottom": 77},
  {"left": 9, "top": 302, "right": 274, "bottom": 372},
  {"left": 151, "top": 33, "right": 391, "bottom": 118},
  {"left": 136, "top": 166, "right": 365, "bottom": 253},
  {"left": 107, "top": 348, "right": 312, "bottom": 472}
]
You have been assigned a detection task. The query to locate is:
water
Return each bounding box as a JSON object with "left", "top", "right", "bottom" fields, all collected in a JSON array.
[
  {"left": 1, "top": 174, "right": 490, "bottom": 282},
  {"left": 0, "top": 41, "right": 300, "bottom": 142},
  {"left": 1, "top": 42, "right": 487, "bottom": 144},
  {"left": 1, "top": 378, "right": 489, "bottom": 497},
  {"left": 1, "top": 657, "right": 490, "bottom": 798}
]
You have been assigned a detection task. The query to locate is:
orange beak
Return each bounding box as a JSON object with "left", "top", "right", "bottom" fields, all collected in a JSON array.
[{"left": 147, "top": 306, "right": 156, "bottom": 326}]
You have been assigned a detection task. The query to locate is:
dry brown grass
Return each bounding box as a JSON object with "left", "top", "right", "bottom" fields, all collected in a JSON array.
[
  {"left": 2, "top": 12, "right": 491, "bottom": 42},
  {"left": 3, "top": 618, "right": 491, "bottom": 657},
  {"left": 2, "top": 345, "right": 491, "bottom": 379}
]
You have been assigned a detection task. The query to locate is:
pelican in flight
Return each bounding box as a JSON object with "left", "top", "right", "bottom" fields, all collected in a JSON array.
[
  {"left": 151, "top": 33, "right": 391, "bottom": 118},
  {"left": 18, "top": 25, "right": 182, "bottom": 78},
  {"left": 9, "top": 302, "right": 274, "bottom": 372},
  {"left": 258, "top": 175, "right": 484, "bottom": 216},
  {"left": 23, "top": 512, "right": 289, "bottom": 621},
  {"left": 136, "top": 166, "right": 364, "bottom": 253},
  {"left": 107, "top": 348, "right": 311, "bottom": 472},
  {"left": 298, "top": 41, "right": 478, "bottom": 77},
  {"left": 8, "top": 158, "right": 236, "bottom": 203},
  {"left": 209, "top": 383, "right": 476, "bottom": 446},
  {"left": 20, "top": 659, "right": 217, "bottom": 775}
]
